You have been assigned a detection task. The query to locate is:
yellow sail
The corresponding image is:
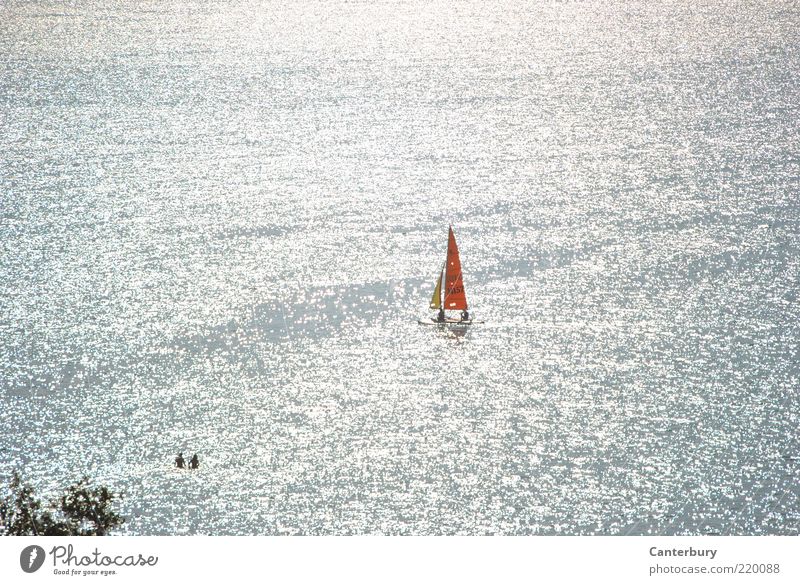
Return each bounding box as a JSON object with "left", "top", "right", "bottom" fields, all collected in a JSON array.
[{"left": 429, "top": 268, "right": 443, "bottom": 309}]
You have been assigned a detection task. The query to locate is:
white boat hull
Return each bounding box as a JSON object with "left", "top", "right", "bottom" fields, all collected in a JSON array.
[{"left": 417, "top": 318, "right": 483, "bottom": 326}]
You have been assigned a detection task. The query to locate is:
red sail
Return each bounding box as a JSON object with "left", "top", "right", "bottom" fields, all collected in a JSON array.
[{"left": 444, "top": 227, "right": 468, "bottom": 310}]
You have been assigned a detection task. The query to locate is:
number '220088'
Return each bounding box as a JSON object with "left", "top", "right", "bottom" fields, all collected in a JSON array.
[{"left": 736, "top": 563, "right": 779, "bottom": 574}]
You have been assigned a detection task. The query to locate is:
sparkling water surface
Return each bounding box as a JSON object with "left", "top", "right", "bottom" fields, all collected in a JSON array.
[{"left": 1, "top": 0, "right": 799, "bottom": 534}]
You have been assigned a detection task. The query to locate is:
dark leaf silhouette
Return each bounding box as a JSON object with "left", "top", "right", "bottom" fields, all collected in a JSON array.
[{"left": 0, "top": 471, "right": 124, "bottom": 536}]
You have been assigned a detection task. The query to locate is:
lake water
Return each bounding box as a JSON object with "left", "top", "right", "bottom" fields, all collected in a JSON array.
[{"left": 1, "top": 0, "right": 798, "bottom": 535}]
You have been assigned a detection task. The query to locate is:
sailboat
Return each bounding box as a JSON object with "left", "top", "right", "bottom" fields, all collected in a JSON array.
[{"left": 418, "top": 226, "right": 482, "bottom": 325}]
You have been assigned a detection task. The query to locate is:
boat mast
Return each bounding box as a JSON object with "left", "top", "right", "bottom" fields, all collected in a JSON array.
[
  {"left": 444, "top": 226, "right": 450, "bottom": 314},
  {"left": 439, "top": 262, "right": 444, "bottom": 309}
]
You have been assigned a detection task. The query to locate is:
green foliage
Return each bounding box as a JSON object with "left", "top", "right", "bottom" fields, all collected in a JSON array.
[
  {"left": 58, "top": 477, "right": 124, "bottom": 536},
  {"left": 0, "top": 471, "right": 124, "bottom": 536}
]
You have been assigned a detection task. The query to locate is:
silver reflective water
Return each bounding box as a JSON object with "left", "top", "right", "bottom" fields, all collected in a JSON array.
[{"left": 1, "top": 1, "right": 798, "bottom": 535}]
